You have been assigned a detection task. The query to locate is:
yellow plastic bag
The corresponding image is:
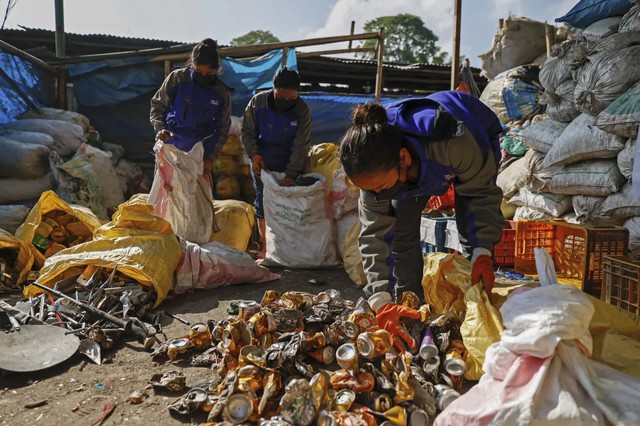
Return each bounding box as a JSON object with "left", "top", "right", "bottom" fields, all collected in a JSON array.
[
  {"left": 16, "top": 191, "right": 103, "bottom": 269},
  {"left": 589, "top": 296, "right": 640, "bottom": 378},
  {"left": 0, "top": 228, "right": 34, "bottom": 284},
  {"left": 25, "top": 196, "right": 182, "bottom": 307},
  {"left": 210, "top": 200, "right": 255, "bottom": 252},
  {"left": 306, "top": 143, "right": 341, "bottom": 193},
  {"left": 422, "top": 252, "right": 505, "bottom": 380}
]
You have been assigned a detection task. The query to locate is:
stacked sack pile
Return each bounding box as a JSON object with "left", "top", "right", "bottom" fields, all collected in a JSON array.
[
  {"left": 0, "top": 107, "right": 146, "bottom": 226},
  {"left": 494, "top": 0, "right": 640, "bottom": 258},
  {"left": 212, "top": 116, "right": 256, "bottom": 204}
]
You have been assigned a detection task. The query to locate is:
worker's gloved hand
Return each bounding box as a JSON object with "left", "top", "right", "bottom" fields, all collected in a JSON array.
[
  {"left": 156, "top": 129, "right": 173, "bottom": 142},
  {"left": 252, "top": 155, "right": 265, "bottom": 178},
  {"left": 281, "top": 177, "right": 295, "bottom": 186},
  {"left": 471, "top": 247, "right": 495, "bottom": 298},
  {"left": 368, "top": 292, "right": 421, "bottom": 351}
]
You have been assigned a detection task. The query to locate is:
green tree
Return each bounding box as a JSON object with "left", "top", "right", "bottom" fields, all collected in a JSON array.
[
  {"left": 360, "top": 14, "right": 446, "bottom": 64},
  {"left": 230, "top": 30, "right": 280, "bottom": 47}
]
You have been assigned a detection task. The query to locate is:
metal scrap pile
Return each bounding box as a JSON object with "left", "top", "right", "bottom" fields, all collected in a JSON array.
[
  {"left": 152, "top": 289, "right": 468, "bottom": 425},
  {"left": 1, "top": 265, "right": 159, "bottom": 367}
]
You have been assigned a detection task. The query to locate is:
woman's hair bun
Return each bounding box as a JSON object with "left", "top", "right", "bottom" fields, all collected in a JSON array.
[{"left": 352, "top": 103, "right": 388, "bottom": 127}]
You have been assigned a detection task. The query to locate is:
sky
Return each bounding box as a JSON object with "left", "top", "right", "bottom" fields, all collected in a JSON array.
[{"left": 2, "top": 0, "right": 578, "bottom": 66}]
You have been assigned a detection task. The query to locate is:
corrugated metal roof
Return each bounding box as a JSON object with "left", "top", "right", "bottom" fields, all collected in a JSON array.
[{"left": 11, "top": 26, "right": 188, "bottom": 46}]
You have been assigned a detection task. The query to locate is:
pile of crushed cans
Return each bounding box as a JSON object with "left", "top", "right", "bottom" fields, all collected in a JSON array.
[{"left": 151, "top": 289, "right": 467, "bottom": 425}]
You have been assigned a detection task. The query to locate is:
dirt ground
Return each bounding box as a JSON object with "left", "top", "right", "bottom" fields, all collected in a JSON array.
[{"left": 0, "top": 267, "right": 365, "bottom": 426}]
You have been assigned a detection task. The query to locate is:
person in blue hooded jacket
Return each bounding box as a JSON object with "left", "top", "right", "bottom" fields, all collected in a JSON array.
[
  {"left": 241, "top": 67, "right": 312, "bottom": 258},
  {"left": 339, "top": 91, "right": 505, "bottom": 349},
  {"left": 150, "top": 38, "right": 231, "bottom": 178}
]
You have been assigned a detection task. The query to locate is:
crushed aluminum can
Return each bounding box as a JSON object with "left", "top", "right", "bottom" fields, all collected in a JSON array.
[
  {"left": 304, "top": 304, "right": 332, "bottom": 323},
  {"left": 393, "top": 371, "right": 415, "bottom": 404},
  {"left": 333, "top": 389, "right": 356, "bottom": 412},
  {"left": 301, "top": 331, "right": 328, "bottom": 352},
  {"left": 374, "top": 393, "right": 393, "bottom": 412},
  {"left": 261, "top": 290, "right": 281, "bottom": 306},
  {"left": 398, "top": 291, "right": 421, "bottom": 309},
  {"left": 258, "top": 370, "right": 282, "bottom": 414},
  {"left": 238, "top": 300, "right": 261, "bottom": 322},
  {"left": 279, "top": 379, "right": 315, "bottom": 426},
  {"left": 190, "top": 346, "right": 222, "bottom": 367},
  {"left": 313, "top": 291, "right": 332, "bottom": 305},
  {"left": 344, "top": 298, "right": 376, "bottom": 337},
  {"left": 188, "top": 322, "right": 212, "bottom": 349},
  {"left": 423, "top": 355, "right": 440, "bottom": 379},
  {"left": 166, "top": 338, "right": 192, "bottom": 361},
  {"left": 222, "top": 320, "right": 252, "bottom": 356},
  {"left": 247, "top": 311, "right": 277, "bottom": 338},
  {"left": 309, "top": 371, "right": 331, "bottom": 413},
  {"left": 271, "top": 309, "right": 305, "bottom": 333},
  {"left": 317, "top": 410, "right": 369, "bottom": 426},
  {"left": 356, "top": 329, "right": 393, "bottom": 360},
  {"left": 307, "top": 346, "right": 335, "bottom": 365},
  {"left": 336, "top": 343, "right": 359, "bottom": 375},
  {"left": 407, "top": 405, "right": 430, "bottom": 425},
  {"left": 150, "top": 370, "right": 187, "bottom": 392},
  {"left": 127, "top": 390, "right": 148, "bottom": 404},
  {"left": 237, "top": 364, "right": 264, "bottom": 394},
  {"left": 434, "top": 384, "right": 460, "bottom": 411},
  {"left": 222, "top": 393, "right": 254, "bottom": 424},
  {"left": 419, "top": 326, "right": 439, "bottom": 360},
  {"left": 443, "top": 339, "right": 466, "bottom": 377}
]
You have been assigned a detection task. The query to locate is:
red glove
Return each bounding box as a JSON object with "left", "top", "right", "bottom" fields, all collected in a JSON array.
[
  {"left": 471, "top": 251, "right": 495, "bottom": 298},
  {"left": 375, "top": 303, "right": 421, "bottom": 351}
]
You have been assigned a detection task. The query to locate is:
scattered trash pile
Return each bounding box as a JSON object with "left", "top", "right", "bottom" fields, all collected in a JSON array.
[{"left": 150, "top": 289, "right": 469, "bottom": 425}]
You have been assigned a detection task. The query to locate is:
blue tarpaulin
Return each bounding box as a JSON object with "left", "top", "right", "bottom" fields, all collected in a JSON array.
[
  {"left": 555, "top": 0, "right": 632, "bottom": 29},
  {"left": 0, "top": 52, "right": 54, "bottom": 124},
  {"left": 301, "top": 92, "right": 396, "bottom": 143}
]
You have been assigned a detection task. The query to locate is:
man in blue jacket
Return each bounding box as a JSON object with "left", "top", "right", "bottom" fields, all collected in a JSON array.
[{"left": 241, "top": 68, "right": 312, "bottom": 257}]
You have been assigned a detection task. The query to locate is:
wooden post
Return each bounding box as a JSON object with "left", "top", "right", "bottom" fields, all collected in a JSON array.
[
  {"left": 164, "top": 60, "right": 171, "bottom": 77},
  {"left": 282, "top": 47, "right": 288, "bottom": 68},
  {"left": 545, "top": 22, "right": 555, "bottom": 58},
  {"left": 57, "top": 66, "right": 66, "bottom": 109},
  {"left": 450, "top": 0, "right": 462, "bottom": 90},
  {"left": 55, "top": 0, "right": 65, "bottom": 58},
  {"left": 348, "top": 21, "right": 355, "bottom": 49},
  {"left": 374, "top": 27, "right": 385, "bottom": 104},
  {"left": 498, "top": 18, "right": 504, "bottom": 31}
]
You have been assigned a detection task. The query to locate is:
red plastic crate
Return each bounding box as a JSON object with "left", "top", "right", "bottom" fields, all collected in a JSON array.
[
  {"left": 554, "top": 224, "right": 628, "bottom": 296},
  {"left": 494, "top": 220, "right": 516, "bottom": 267},
  {"left": 514, "top": 220, "right": 555, "bottom": 275},
  {"left": 602, "top": 256, "right": 640, "bottom": 316},
  {"left": 515, "top": 220, "right": 629, "bottom": 297},
  {"left": 428, "top": 186, "right": 455, "bottom": 210}
]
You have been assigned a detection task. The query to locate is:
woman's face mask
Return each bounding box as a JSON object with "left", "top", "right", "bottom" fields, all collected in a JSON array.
[
  {"left": 193, "top": 72, "right": 216, "bottom": 87},
  {"left": 372, "top": 180, "right": 408, "bottom": 200},
  {"left": 273, "top": 88, "right": 298, "bottom": 112},
  {"left": 273, "top": 98, "right": 297, "bottom": 111},
  {"left": 351, "top": 166, "right": 408, "bottom": 200},
  {"left": 193, "top": 65, "right": 218, "bottom": 87}
]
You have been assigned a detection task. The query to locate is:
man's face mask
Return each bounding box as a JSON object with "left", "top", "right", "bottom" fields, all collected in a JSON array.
[
  {"left": 273, "top": 97, "right": 297, "bottom": 112},
  {"left": 193, "top": 72, "right": 216, "bottom": 87}
]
